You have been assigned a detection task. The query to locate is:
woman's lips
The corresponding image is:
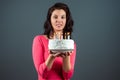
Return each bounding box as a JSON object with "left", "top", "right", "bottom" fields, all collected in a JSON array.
[{"left": 56, "top": 24, "right": 62, "bottom": 27}]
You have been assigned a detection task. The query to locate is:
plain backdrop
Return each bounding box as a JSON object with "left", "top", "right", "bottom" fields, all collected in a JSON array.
[{"left": 0, "top": 0, "right": 120, "bottom": 80}]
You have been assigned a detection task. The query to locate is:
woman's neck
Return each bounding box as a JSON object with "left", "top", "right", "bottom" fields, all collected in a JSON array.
[{"left": 54, "top": 30, "right": 63, "bottom": 34}]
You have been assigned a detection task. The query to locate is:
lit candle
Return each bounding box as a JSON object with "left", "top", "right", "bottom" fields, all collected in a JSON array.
[
  {"left": 67, "top": 32, "right": 70, "bottom": 39},
  {"left": 65, "top": 33, "right": 67, "bottom": 39}
]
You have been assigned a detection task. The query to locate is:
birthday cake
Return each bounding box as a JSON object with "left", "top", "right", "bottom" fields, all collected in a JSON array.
[
  {"left": 48, "top": 39, "right": 74, "bottom": 52},
  {"left": 48, "top": 32, "right": 74, "bottom": 52}
]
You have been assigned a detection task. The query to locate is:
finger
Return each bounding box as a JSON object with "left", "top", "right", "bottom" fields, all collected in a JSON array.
[
  {"left": 49, "top": 51, "right": 53, "bottom": 54},
  {"left": 50, "top": 51, "right": 58, "bottom": 54},
  {"left": 54, "top": 52, "right": 61, "bottom": 57},
  {"left": 65, "top": 51, "right": 71, "bottom": 56},
  {"left": 67, "top": 52, "right": 70, "bottom": 56},
  {"left": 61, "top": 54, "right": 66, "bottom": 58},
  {"left": 69, "top": 51, "right": 73, "bottom": 53}
]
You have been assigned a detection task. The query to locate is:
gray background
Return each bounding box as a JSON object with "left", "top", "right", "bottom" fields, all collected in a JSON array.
[{"left": 0, "top": 0, "right": 120, "bottom": 80}]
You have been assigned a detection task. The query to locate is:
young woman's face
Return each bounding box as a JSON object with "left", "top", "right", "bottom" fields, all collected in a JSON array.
[{"left": 51, "top": 9, "right": 66, "bottom": 33}]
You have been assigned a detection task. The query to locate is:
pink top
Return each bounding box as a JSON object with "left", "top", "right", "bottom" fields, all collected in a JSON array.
[{"left": 32, "top": 35, "right": 76, "bottom": 80}]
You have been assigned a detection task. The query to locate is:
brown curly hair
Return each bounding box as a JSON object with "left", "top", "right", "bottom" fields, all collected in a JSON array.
[{"left": 43, "top": 2, "right": 74, "bottom": 39}]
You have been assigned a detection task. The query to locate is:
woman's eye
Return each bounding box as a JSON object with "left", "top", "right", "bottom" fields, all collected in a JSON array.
[
  {"left": 53, "top": 16, "right": 58, "bottom": 19},
  {"left": 61, "top": 16, "right": 66, "bottom": 19}
]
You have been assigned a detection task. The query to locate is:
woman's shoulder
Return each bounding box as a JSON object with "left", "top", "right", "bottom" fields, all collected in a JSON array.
[{"left": 33, "top": 34, "right": 48, "bottom": 40}]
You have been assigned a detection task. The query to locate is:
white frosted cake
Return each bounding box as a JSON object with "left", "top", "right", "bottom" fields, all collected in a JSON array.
[{"left": 48, "top": 39, "right": 74, "bottom": 52}]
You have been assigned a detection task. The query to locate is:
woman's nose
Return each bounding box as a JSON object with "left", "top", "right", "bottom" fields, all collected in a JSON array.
[{"left": 56, "top": 18, "right": 62, "bottom": 22}]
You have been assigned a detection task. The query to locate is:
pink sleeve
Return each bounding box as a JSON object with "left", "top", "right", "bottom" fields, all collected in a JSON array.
[
  {"left": 62, "top": 43, "right": 76, "bottom": 79},
  {"left": 32, "top": 36, "right": 50, "bottom": 78}
]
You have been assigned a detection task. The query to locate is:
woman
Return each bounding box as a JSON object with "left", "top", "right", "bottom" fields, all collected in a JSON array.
[{"left": 32, "top": 2, "right": 76, "bottom": 80}]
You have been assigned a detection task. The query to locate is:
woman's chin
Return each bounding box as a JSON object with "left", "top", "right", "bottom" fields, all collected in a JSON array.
[{"left": 54, "top": 28, "right": 63, "bottom": 31}]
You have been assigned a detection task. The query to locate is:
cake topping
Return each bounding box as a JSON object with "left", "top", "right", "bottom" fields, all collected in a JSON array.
[
  {"left": 50, "top": 32, "right": 71, "bottom": 40},
  {"left": 53, "top": 32, "right": 63, "bottom": 39},
  {"left": 67, "top": 32, "right": 70, "bottom": 39}
]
